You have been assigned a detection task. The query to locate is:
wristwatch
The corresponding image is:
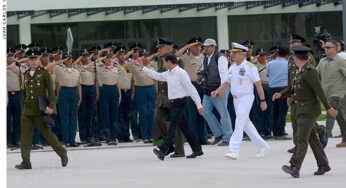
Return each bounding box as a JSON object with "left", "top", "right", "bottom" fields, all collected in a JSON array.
[{"left": 260, "top": 99, "right": 266, "bottom": 102}]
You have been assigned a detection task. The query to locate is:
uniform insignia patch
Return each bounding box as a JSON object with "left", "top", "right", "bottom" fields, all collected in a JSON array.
[{"left": 239, "top": 68, "right": 245, "bottom": 76}]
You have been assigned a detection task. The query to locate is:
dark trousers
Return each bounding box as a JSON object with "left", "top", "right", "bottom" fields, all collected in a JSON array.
[
  {"left": 7, "top": 91, "right": 22, "bottom": 145},
  {"left": 254, "top": 88, "right": 273, "bottom": 136},
  {"left": 78, "top": 85, "right": 96, "bottom": 142},
  {"left": 33, "top": 125, "right": 47, "bottom": 145},
  {"left": 129, "top": 99, "right": 141, "bottom": 139},
  {"left": 58, "top": 86, "right": 79, "bottom": 145},
  {"left": 99, "top": 85, "right": 119, "bottom": 142},
  {"left": 118, "top": 89, "right": 132, "bottom": 140},
  {"left": 187, "top": 82, "right": 208, "bottom": 144},
  {"left": 326, "top": 96, "right": 346, "bottom": 141},
  {"left": 270, "top": 87, "right": 288, "bottom": 136},
  {"left": 158, "top": 97, "right": 201, "bottom": 154},
  {"left": 135, "top": 86, "right": 156, "bottom": 140}
]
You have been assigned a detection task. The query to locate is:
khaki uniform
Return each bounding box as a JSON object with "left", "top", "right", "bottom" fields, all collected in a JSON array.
[
  {"left": 97, "top": 66, "right": 119, "bottom": 86},
  {"left": 21, "top": 66, "right": 66, "bottom": 167},
  {"left": 7, "top": 66, "right": 21, "bottom": 92},
  {"left": 118, "top": 64, "right": 132, "bottom": 90},
  {"left": 75, "top": 63, "right": 96, "bottom": 86},
  {"left": 180, "top": 54, "right": 204, "bottom": 81},
  {"left": 128, "top": 63, "right": 155, "bottom": 86}
]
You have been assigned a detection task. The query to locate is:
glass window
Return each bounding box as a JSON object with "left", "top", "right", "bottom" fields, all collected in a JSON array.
[
  {"left": 171, "top": 17, "right": 217, "bottom": 49},
  {"left": 7, "top": 25, "right": 19, "bottom": 48},
  {"left": 228, "top": 15, "right": 272, "bottom": 55},
  {"left": 31, "top": 23, "right": 78, "bottom": 56},
  {"left": 317, "top": 11, "right": 343, "bottom": 39},
  {"left": 78, "top": 21, "right": 124, "bottom": 41}
]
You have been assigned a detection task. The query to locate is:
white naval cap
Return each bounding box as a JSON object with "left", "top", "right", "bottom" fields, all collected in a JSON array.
[
  {"left": 202, "top": 38, "right": 217, "bottom": 46},
  {"left": 230, "top": 42, "right": 248, "bottom": 52}
]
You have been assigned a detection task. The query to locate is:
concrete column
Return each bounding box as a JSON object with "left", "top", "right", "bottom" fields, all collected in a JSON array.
[
  {"left": 216, "top": 14, "right": 229, "bottom": 50},
  {"left": 18, "top": 17, "right": 31, "bottom": 44},
  {"left": 343, "top": 0, "right": 346, "bottom": 41}
]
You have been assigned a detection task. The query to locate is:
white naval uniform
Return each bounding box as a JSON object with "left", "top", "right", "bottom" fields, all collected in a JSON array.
[{"left": 227, "top": 59, "right": 267, "bottom": 154}]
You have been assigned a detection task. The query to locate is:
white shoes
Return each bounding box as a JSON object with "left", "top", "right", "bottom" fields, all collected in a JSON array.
[
  {"left": 225, "top": 152, "right": 239, "bottom": 160},
  {"left": 256, "top": 145, "right": 270, "bottom": 158}
]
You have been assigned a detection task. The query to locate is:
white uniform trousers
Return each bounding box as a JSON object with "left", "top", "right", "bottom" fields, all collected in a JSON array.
[{"left": 229, "top": 93, "right": 267, "bottom": 154}]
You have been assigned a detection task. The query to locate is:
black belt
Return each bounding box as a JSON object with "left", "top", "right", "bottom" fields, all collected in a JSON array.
[
  {"left": 170, "top": 97, "right": 188, "bottom": 103},
  {"left": 8, "top": 91, "right": 20, "bottom": 95}
]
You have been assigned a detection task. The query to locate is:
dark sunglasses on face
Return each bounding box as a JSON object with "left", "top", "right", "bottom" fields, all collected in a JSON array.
[{"left": 324, "top": 46, "right": 335, "bottom": 49}]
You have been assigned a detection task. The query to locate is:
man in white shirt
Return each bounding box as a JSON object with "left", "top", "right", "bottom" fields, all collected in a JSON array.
[
  {"left": 211, "top": 42, "right": 270, "bottom": 160},
  {"left": 138, "top": 54, "right": 204, "bottom": 161},
  {"left": 201, "top": 38, "right": 233, "bottom": 146}
]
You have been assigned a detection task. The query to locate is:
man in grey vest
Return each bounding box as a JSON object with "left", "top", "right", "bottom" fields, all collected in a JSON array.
[{"left": 201, "top": 39, "right": 233, "bottom": 146}]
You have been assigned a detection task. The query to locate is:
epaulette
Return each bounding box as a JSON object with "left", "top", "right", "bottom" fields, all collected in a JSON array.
[
  {"left": 247, "top": 62, "right": 254, "bottom": 67},
  {"left": 24, "top": 69, "right": 29, "bottom": 74}
]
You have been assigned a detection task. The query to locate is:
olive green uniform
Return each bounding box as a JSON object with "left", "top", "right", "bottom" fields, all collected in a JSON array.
[
  {"left": 153, "top": 56, "right": 185, "bottom": 154},
  {"left": 287, "top": 53, "right": 325, "bottom": 146},
  {"left": 21, "top": 66, "right": 67, "bottom": 167},
  {"left": 281, "top": 63, "right": 330, "bottom": 169}
]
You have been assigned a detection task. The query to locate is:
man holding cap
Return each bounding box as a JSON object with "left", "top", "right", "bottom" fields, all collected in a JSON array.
[
  {"left": 201, "top": 38, "right": 233, "bottom": 146},
  {"left": 211, "top": 42, "right": 269, "bottom": 159}
]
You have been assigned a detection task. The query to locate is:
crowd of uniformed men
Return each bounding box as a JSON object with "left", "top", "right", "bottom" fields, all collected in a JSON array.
[{"left": 6, "top": 31, "right": 346, "bottom": 172}]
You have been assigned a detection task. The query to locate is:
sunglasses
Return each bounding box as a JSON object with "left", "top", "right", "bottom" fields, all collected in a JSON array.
[{"left": 324, "top": 46, "right": 335, "bottom": 49}]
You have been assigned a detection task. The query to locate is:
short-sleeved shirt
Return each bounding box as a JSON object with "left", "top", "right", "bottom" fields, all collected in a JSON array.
[
  {"left": 118, "top": 64, "right": 132, "bottom": 90},
  {"left": 316, "top": 54, "right": 346, "bottom": 99},
  {"left": 7, "top": 66, "right": 21, "bottom": 92},
  {"left": 55, "top": 65, "right": 81, "bottom": 87},
  {"left": 266, "top": 57, "right": 288, "bottom": 88},
  {"left": 128, "top": 63, "right": 155, "bottom": 86},
  {"left": 254, "top": 61, "right": 269, "bottom": 84},
  {"left": 227, "top": 59, "right": 260, "bottom": 96},
  {"left": 97, "top": 65, "right": 119, "bottom": 86},
  {"left": 180, "top": 54, "right": 204, "bottom": 81},
  {"left": 75, "top": 63, "right": 96, "bottom": 86}
]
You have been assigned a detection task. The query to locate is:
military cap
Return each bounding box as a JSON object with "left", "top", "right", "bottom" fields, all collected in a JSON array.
[
  {"left": 156, "top": 38, "right": 173, "bottom": 48},
  {"left": 220, "top": 49, "right": 230, "bottom": 56},
  {"left": 292, "top": 45, "right": 310, "bottom": 56},
  {"left": 89, "top": 46, "right": 101, "bottom": 54},
  {"left": 63, "top": 51, "right": 73, "bottom": 59},
  {"left": 241, "top": 40, "right": 255, "bottom": 48},
  {"left": 187, "top": 37, "right": 202, "bottom": 45},
  {"left": 289, "top": 33, "right": 306, "bottom": 44},
  {"left": 80, "top": 49, "right": 90, "bottom": 56},
  {"left": 25, "top": 49, "right": 41, "bottom": 58},
  {"left": 139, "top": 49, "right": 151, "bottom": 57},
  {"left": 101, "top": 50, "right": 113, "bottom": 57},
  {"left": 230, "top": 42, "right": 248, "bottom": 52},
  {"left": 40, "top": 48, "right": 51, "bottom": 56},
  {"left": 14, "top": 44, "right": 27, "bottom": 52},
  {"left": 104, "top": 42, "right": 117, "bottom": 49},
  {"left": 256, "top": 48, "right": 266, "bottom": 56},
  {"left": 28, "top": 42, "right": 40, "bottom": 50},
  {"left": 7, "top": 48, "right": 16, "bottom": 55},
  {"left": 114, "top": 45, "right": 127, "bottom": 54},
  {"left": 52, "top": 46, "right": 64, "bottom": 54},
  {"left": 129, "top": 43, "right": 143, "bottom": 51},
  {"left": 269, "top": 46, "right": 279, "bottom": 54}
]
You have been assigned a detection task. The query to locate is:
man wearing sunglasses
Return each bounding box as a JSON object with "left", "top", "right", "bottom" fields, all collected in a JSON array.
[{"left": 316, "top": 40, "right": 346, "bottom": 147}]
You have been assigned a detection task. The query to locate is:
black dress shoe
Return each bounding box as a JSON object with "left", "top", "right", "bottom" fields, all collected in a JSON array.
[
  {"left": 282, "top": 165, "right": 299, "bottom": 178},
  {"left": 319, "top": 130, "right": 328, "bottom": 149},
  {"left": 314, "top": 165, "right": 331, "bottom": 175},
  {"left": 69, "top": 143, "right": 79, "bottom": 147},
  {"left": 153, "top": 148, "right": 165, "bottom": 161},
  {"left": 165, "top": 145, "right": 175, "bottom": 156},
  {"left": 217, "top": 141, "right": 229, "bottom": 146},
  {"left": 170, "top": 153, "right": 185, "bottom": 158},
  {"left": 287, "top": 147, "right": 296, "bottom": 153},
  {"left": 32, "top": 145, "right": 43, "bottom": 150},
  {"left": 15, "top": 162, "right": 32, "bottom": 170},
  {"left": 200, "top": 141, "right": 211, "bottom": 145},
  {"left": 211, "top": 135, "right": 223, "bottom": 145},
  {"left": 186, "top": 150, "right": 204, "bottom": 158},
  {"left": 60, "top": 153, "right": 68, "bottom": 167}
]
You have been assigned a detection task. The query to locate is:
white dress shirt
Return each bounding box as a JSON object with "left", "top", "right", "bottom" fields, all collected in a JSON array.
[
  {"left": 201, "top": 52, "right": 229, "bottom": 84},
  {"left": 143, "top": 66, "right": 202, "bottom": 109},
  {"left": 227, "top": 59, "right": 260, "bottom": 96}
]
